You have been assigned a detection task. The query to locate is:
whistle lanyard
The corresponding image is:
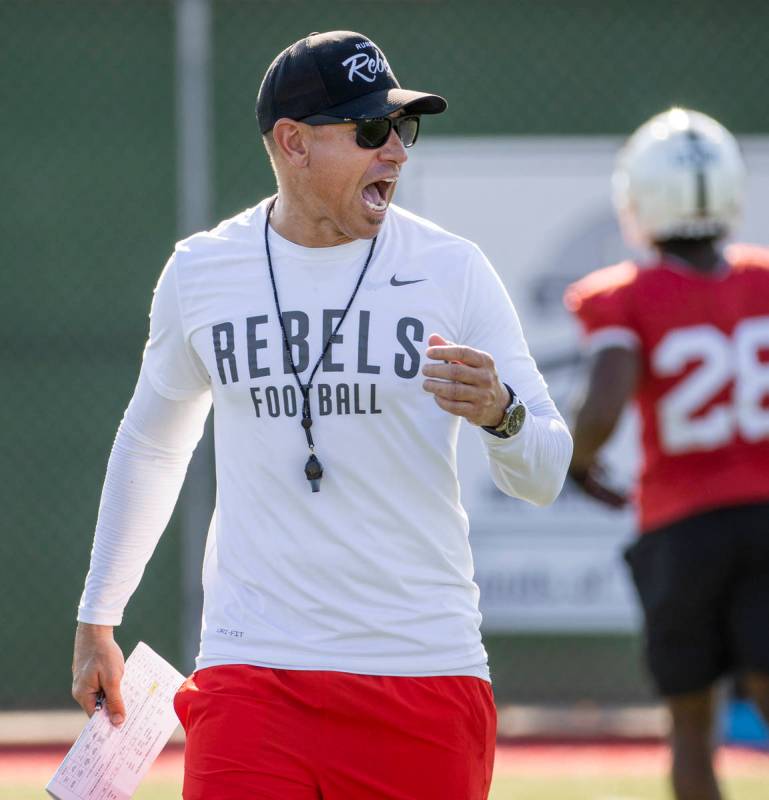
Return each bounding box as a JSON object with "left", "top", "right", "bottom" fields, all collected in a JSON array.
[{"left": 263, "top": 197, "right": 377, "bottom": 491}]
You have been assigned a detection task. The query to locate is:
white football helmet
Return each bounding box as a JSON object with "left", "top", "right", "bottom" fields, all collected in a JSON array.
[{"left": 612, "top": 108, "right": 745, "bottom": 246}]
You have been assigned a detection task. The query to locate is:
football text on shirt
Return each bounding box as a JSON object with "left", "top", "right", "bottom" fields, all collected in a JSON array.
[{"left": 211, "top": 309, "right": 424, "bottom": 419}]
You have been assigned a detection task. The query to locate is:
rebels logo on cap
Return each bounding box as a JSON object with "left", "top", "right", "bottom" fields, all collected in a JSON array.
[
  {"left": 341, "top": 42, "right": 393, "bottom": 84},
  {"left": 256, "top": 30, "right": 446, "bottom": 134}
]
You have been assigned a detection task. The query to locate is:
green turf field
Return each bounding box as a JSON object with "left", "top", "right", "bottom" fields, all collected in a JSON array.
[
  {"left": 490, "top": 774, "right": 767, "bottom": 799},
  {"left": 2, "top": 775, "right": 768, "bottom": 799}
]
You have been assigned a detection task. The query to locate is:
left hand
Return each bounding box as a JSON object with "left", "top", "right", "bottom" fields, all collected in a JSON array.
[{"left": 422, "top": 333, "right": 510, "bottom": 427}]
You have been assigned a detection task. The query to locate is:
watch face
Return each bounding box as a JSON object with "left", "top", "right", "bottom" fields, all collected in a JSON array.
[{"left": 504, "top": 403, "right": 526, "bottom": 435}]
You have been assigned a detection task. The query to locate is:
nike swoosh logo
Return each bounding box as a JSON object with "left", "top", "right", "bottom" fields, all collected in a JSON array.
[{"left": 390, "top": 275, "right": 427, "bottom": 287}]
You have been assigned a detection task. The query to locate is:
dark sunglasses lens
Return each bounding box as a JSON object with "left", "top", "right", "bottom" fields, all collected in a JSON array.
[
  {"left": 396, "top": 117, "right": 419, "bottom": 148},
  {"left": 356, "top": 119, "right": 392, "bottom": 148}
]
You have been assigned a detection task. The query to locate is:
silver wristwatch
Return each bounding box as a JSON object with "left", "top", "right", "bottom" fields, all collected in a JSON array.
[{"left": 482, "top": 384, "right": 526, "bottom": 438}]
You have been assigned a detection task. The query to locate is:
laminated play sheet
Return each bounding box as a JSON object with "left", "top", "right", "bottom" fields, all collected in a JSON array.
[{"left": 47, "top": 642, "right": 184, "bottom": 800}]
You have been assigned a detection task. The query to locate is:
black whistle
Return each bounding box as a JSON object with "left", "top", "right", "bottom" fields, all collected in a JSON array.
[{"left": 304, "top": 453, "right": 323, "bottom": 493}]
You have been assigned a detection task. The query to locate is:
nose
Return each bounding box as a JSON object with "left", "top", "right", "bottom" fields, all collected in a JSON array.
[{"left": 379, "top": 126, "right": 408, "bottom": 166}]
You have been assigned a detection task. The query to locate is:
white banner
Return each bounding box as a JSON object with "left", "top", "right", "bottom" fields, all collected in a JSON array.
[
  {"left": 472, "top": 528, "right": 640, "bottom": 633},
  {"left": 398, "top": 136, "right": 769, "bottom": 632}
]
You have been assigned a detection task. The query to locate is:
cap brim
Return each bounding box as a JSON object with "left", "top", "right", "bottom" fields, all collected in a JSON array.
[{"left": 320, "top": 87, "right": 447, "bottom": 120}]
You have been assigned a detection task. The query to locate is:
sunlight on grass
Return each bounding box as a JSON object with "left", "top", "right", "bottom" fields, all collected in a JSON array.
[
  {"left": 489, "top": 775, "right": 769, "bottom": 800},
  {"left": 2, "top": 772, "right": 767, "bottom": 799}
]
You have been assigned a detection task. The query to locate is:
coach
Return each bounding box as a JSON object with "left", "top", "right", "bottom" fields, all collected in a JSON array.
[{"left": 72, "top": 31, "right": 572, "bottom": 800}]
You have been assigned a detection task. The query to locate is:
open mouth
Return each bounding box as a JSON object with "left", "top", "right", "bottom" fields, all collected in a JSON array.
[{"left": 361, "top": 178, "right": 396, "bottom": 213}]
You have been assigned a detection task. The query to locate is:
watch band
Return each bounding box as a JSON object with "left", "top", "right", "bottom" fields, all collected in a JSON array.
[{"left": 482, "top": 384, "right": 520, "bottom": 438}]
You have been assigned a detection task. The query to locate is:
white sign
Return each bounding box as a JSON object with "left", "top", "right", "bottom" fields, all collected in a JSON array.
[
  {"left": 398, "top": 136, "right": 769, "bottom": 631},
  {"left": 471, "top": 519, "right": 639, "bottom": 632}
]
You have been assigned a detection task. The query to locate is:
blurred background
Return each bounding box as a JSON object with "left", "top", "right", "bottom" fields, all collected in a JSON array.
[{"left": 3, "top": 0, "right": 769, "bottom": 738}]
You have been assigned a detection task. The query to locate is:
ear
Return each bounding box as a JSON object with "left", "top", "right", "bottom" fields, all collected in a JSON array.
[{"left": 271, "top": 119, "right": 311, "bottom": 168}]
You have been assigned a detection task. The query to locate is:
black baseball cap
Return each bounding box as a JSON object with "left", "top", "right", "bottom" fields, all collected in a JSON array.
[{"left": 256, "top": 31, "right": 447, "bottom": 134}]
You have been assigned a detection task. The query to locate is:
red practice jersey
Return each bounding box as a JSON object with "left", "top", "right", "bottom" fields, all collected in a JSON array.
[{"left": 565, "top": 245, "right": 769, "bottom": 532}]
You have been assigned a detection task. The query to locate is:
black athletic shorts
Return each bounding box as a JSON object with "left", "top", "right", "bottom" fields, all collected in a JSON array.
[{"left": 624, "top": 501, "right": 769, "bottom": 697}]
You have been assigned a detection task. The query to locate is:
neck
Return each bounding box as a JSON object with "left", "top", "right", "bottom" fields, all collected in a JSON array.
[
  {"left": 656, "top": 238, "right": 723, "bottom": 273},
  {"left": 268, "top": 193, "right": 354, "bottom": 248}
]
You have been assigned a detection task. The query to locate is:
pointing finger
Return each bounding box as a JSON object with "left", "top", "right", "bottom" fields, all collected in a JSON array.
[
  {"left": 427, "top": 332, "right": 452, "bottom": 348},
  {"left": 425, "top": 344, "right": 491, "bottom": 368}
]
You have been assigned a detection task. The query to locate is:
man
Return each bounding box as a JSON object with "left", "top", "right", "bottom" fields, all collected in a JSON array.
[
  {"left": 72, "top": 31, "right": 571, "bottom": 799},
  {"left": 565, "top": 108, "right": 769, "bottom": 800}
]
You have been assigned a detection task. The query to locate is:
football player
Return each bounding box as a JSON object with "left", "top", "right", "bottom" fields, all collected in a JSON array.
[{"left": 565, "top": 108, "right": 769, "bottom": 800}]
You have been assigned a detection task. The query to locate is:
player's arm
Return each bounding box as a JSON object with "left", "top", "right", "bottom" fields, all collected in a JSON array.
[
  {"left": 569, "top": 345, "right": 639, "bottom": 507},
  {"left": 564, "top": 263, "right": 641, "bottom": 507}
]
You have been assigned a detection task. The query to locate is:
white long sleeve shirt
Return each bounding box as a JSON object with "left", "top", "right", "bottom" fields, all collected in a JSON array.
[{"left": 79, "top": 201, "right": 572, "bottom": 680}]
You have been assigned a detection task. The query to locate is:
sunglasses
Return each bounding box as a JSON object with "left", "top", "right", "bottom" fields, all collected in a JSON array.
[{"left": 299, "top": 114, "right": 421, "bottom": 149}]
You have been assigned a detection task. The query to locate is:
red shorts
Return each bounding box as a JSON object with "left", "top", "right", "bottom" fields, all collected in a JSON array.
[{"left": 174, "top": 665, "right": 496, "bottom": 800}]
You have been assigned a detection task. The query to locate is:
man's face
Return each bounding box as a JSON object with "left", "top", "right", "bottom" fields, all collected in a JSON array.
[{"left": 302, "top": 112, "right": 409, "bottom": 243}]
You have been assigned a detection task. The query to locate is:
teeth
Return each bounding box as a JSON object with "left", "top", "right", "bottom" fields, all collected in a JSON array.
[
  {"left": 364, "top": 198, "right": 388, "bottom": 212},
  {"left": 362, "top": 177, "right": 396, "bottom": 213}
]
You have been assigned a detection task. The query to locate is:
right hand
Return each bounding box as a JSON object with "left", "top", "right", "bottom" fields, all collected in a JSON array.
[
  {"left": 71, "top": 623, "right": 126, "bottom": 726},
  {"left": 568, "top": 463, "right": 628, "bottom": 509}
]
